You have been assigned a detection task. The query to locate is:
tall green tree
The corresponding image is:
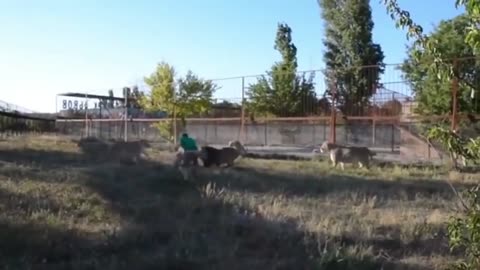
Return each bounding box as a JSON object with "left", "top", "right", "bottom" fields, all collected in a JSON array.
[
  {"left": 176, "top": 71, "right": 217, "bottom": 120},
  {"left": 319, "top": 0, "right": 385, "bottom": 116},
  {"left": 247, "top": 23, "right": 317, "bottom": 117},
  {"left": 141, "top": 61, "right": 217, "bottom": 141},
  {"left": 401, "top": 15, "right": 480, "bottom": 116},
  {"left": 142, "top": 62, "right": 176, "bottom": 114}
]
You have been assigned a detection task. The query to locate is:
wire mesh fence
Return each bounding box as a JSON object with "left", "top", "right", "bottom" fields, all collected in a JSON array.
[{"left": 54, "top": 58, "right": 480, "bottom": 165}]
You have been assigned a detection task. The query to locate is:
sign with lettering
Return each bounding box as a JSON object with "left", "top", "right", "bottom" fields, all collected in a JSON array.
[
  {"left": 58, "top": 98, "right": 119, "bottom": 111},
  {"left": 60, "top": 99, "right": 91, "bottom": 111}
]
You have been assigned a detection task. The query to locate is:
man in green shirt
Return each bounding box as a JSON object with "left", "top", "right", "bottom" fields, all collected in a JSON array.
[
  {"left": 179, "top": 133, "right": 199, "bottom": 166},
  {"left": 180, "top": 133, "right": 198, "bottom": 151}
]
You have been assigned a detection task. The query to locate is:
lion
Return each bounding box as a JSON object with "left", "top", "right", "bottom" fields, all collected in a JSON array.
[
  {"left": 199, "top": 145, "right": 241, "bottom": 168},
  {"left": 315, "top": 141, "right": 376, "bottom": 170},
  {"left": 108, "top": 140, "right": 151, "bottom": 164},
  {"left": 228, "top": 140, "right": 248, "bottom": 156}
]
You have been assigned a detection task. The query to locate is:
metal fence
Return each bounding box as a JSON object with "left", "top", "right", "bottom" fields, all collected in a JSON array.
[
  {"left": 55, "top": 57, "right": 480, "bottom": 164},
  {"left": 0, "top": 111, "right": 56, "bottom": 137},
  {"left": 0, "top": 100, "right": 56, "bottom": 137}
]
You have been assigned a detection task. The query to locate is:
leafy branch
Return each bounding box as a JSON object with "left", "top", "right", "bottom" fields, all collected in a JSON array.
[
  {"left": 447, "top": 186, "right": 480, "bottom": 270},
  {"left": 427, "top": 126, "right": 480, "bottom": 169}
]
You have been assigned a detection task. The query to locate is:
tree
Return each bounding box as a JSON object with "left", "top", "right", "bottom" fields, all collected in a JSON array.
[
  {"left": 401, "top": 15, "right": 480, "bottom": 116},
  {"left": 176, "top": 71, "right": 217, "bottom": 122},
  {"left": 141, "top": 61, "right": 217, "bottom": 142},
  {"left": 319, "top": 0, "right": 385, "bottom": 116},
  {"left": 142, "top": 62, "right": 176, "bottom": 113},
  {"left": 247, "top": 23, "right": 317, "bottom": 117}
]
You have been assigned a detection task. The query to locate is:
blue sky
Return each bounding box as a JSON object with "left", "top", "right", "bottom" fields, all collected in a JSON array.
[{"left": 0, "top": 0, "right": 465, "bottom": 112}]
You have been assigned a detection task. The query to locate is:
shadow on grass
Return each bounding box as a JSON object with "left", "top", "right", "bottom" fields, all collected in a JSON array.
[
  {"left": 204, "top": 165, "right": 474, "bottom": 202},
  {"left": 330, "top": 222, "right": 459, "bottom": 259},
  {"left": 0, "top": 170, "right": 402, "bottom": 270},
  {"left": 0, "top": 148, "right": 85, "bottom": 168},
  {"left": 0, "top": 143, "right": 460, "bottom": 269},
  {"left": 374, "top": 161, "right": 446, "bottom": 171},
  {"left": 374, "top": 160, "right": 480, "bottom": 174}
]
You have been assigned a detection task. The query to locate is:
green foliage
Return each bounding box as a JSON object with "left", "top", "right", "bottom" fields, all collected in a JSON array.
[
  {"left": 426, "top": 126, "right": 480, "bottom": 269},
  {"left": 426, "top": 126, "right": 480, "bottom": 168},
  {"left": 456, "top": 0, "right": 480, "bottom": 53},
  {"left": 382, "top": 0, "right": 480, "bottom": 63},
  {"left": 427, "top": 127, "right": 466, "bottom": 167},
  {"left": 447, "top": 186, "right": 480, "bottom": 270},
  {"left": 319, "top": 0, "right": 385, "bottom": 115},
  {"left": 142, "top": 62, "right": 176, "bottom": 113},
  {"left": 247, "top": 23, "right": 317, "bottom": 117},
  {"left": 152, "top": 120, "right": 175, "bottom": 143},
  {"left": 381, "top": 0, "right": 427, "bottom": 44},
  {"left": 141, "top": 61, "right": 217, "bottom": 141},
  {"left": 382, "top": 0, "right": 458, "bottom": 85},
  {"left": 176, "top": 71, "right": 216, "bottom": 119},
  {"left": 400, "top": 15, "right": 480, "bottom": 116}
]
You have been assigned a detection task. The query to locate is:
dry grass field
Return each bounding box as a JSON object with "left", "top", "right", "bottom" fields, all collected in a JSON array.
[{"left": 0, "top": 135, "right": 477, "bottom": 269}]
